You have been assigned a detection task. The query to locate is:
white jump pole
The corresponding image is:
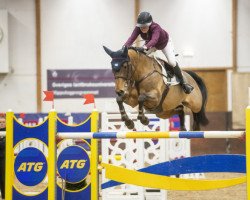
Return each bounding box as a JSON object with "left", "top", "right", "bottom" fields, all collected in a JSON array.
[{"left": 57, "top": 131, "right": 245, "bottom": 139}]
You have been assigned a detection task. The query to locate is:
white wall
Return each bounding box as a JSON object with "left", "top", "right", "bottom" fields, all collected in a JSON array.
[
  {"left": 41, "top": 0, "right": 134, "bottom": 69},
  {"left": 0, "top": 0, "right": 36, "bottom": 112},
  {"left": 0, "top": 9, "right": 9, "bottom": 73},
  {"left": 0, "top": 0, "right": 249, "bottom": 113},
  {"left": 141, "top": 0, "right": 232, "bottom": 68},
  {"left": 41, "top": 0, "right": 134, "bottom": 112},
  {"left": 237, "top": 0, "right": 250, "bottom": 72}
]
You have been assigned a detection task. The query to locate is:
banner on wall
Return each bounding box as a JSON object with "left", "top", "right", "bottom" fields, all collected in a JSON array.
[{"left": 47, "top": 69, "right": 116, "bottom": 98}]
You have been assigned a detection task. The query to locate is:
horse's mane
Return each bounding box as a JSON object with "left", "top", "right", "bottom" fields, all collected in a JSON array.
[
  {"left": 127, "top": 46, "right": 155, "bottom": 63},
  {"left": 128, "top": 46, "right": 147, "bottom": 55}
]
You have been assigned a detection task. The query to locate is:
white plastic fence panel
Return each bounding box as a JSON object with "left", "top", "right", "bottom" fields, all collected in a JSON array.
[{"left": 101, "top": 112, "right": 168, "bottom": 200}]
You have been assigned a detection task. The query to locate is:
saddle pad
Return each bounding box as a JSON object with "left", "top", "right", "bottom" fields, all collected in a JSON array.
[{"left": 152, "top": 54, "right": 179, "bottom": 86}]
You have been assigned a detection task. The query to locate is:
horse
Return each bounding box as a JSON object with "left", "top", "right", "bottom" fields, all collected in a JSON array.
[{"left": 103, "top": 46, "right": 209, "bottom": 131}]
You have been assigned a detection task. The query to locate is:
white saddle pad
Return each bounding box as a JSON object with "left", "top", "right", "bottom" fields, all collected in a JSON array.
[{"left": 151, "top": 54, "right": 180, "bottom": 86}]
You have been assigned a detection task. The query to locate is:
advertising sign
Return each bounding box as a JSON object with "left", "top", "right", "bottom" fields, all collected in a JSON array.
[
  {"left": 57, "top": 145, "right": 90, "bottom": 183},
  {"left": 47, "top": 69, "right": 116, "bottom": 98},
  {"left": 14, "top": 147, "right": 47, "bottom": 186}
]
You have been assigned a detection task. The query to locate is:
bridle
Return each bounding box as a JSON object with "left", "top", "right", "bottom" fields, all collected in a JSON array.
[
  {"left": 113, "top": 50, "right": 166, "bottom": 90},
  {"left": 113, "top": 61, "right": 135, "bottom": 88}
]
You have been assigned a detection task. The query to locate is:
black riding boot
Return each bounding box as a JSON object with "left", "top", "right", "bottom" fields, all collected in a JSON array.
[{"left": 173, "top": 64, "right": 194, "bottom": 94}]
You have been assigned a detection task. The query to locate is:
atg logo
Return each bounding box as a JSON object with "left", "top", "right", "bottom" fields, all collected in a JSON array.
[
  {"left": 14, "top": 147, "right": 47, "bottom": 186},
  {"left": 57, "top": 145, "right": 90, "bottom": 183},
  {"left": 17, "top": 162, "right": 44, "bottom": 172},
  {"left": 59, "top": 159, "right": 87, "bottom": 169}
]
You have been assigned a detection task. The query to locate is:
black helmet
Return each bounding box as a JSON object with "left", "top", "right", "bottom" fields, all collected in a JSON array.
[{"left": 136, "top": 12, "right": 152, "bottom": 27}]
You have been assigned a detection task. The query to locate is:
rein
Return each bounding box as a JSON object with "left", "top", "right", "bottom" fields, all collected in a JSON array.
[{"left": 135, "top": 62, "right": 167, "bottom": 86}]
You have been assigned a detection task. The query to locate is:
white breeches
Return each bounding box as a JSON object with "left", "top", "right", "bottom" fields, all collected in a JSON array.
[{"left": 162, "top": 38, "right": 177, "bottom": 67}]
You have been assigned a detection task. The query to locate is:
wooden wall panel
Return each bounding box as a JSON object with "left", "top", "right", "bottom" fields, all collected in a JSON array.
[
  {"left": 232, "top": 72, "right": 250, "bottom": 129},
  {"left": 189, "top": 69, "right": 228, "bottom": 112}
]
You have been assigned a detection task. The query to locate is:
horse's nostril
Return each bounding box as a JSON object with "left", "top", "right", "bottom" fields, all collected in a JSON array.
[{"left": 116, "top": 90, "right": 124, "bottom": 96}]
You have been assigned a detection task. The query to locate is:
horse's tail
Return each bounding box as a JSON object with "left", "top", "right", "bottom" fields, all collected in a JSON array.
[{"left": 185, "top": 70, "right": 209, "bottom": 126}]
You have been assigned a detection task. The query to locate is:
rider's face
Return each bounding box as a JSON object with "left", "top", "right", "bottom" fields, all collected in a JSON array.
[
  {"left": 0, "top": 118, "right": 5, "bottom": 129},
  {"left": 140, "top": 26, "right": 149, "bottom": 33}
]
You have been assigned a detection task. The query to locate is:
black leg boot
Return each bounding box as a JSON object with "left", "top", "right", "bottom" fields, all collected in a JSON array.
[{"left": 173, "top": 64, "right": 194, "bottom": 94}]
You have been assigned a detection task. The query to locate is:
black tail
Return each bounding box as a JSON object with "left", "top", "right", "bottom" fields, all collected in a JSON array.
[{"left": 185, "top": 70, "right": 209, "bottom": 126}]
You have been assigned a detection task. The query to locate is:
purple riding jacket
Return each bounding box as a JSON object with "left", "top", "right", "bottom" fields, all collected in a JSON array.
[{"left": 124, "top": 22, "right": 169, "bottom": 50}]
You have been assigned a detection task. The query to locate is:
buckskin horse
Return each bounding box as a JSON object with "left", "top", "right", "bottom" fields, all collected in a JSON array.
[{"left": 103, "top": 46, "right": 209, "bottom": 130}]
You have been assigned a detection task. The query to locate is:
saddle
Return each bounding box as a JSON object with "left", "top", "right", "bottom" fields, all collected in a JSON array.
[
  {"left": 151, "top": 55, "right": 180, "bottom": 86},
  {"left": 154, "top": 57, "right": 174, "bottom": 77}
]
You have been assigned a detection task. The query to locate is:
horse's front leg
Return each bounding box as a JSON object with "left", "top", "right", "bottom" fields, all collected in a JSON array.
[
  {"left": 116, "top": 95, "right": 135, "bottom": 129},
  {"left": 137, "top": 94, "right": 149, "bottom": 126}
]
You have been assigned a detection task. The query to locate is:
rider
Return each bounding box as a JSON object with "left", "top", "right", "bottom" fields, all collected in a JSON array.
[{"left": 124, "top": 11, "right": 193, "bottom": 94}]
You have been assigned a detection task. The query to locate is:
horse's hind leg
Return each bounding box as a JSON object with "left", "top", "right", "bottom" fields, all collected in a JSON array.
[
  {"left": 116, "top": 96, "right": 134, "bottom": 129},
  {"left": 175, "top": 105, "right": 187, "bottom": 131},
  {"left": 137, "top": 94, "right": 149, "bottom": 126}
]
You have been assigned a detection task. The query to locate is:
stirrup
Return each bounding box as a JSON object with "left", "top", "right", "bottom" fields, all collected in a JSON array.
[{"left": 182, "top": 83, "right": 194, "bottom": 94}]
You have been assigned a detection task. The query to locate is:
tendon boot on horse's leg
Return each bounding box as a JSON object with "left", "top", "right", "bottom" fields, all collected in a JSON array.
[
  {"left": 175, "top": 105, "right": 187, "bottom": 131},
  {"left": 137, "top": 94, "right": 149, "bottom": 126},
  {"left": 116, "top": 96, "right": 134, "bottom": 129},
  {"left": 173, "top": 63, "right": 194, "bottom": 94}
]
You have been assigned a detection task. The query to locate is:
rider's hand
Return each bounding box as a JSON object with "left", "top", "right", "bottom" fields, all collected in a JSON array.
[{"left": 136, "top": 46, "right": 147, "bottom": 53}]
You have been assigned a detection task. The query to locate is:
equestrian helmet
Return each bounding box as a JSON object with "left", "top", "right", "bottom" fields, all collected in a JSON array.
[{"left": 136, "top": 12, "right": 152, "bottom": 27}]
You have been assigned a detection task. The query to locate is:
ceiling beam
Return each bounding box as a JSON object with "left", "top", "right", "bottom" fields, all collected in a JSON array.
[
  {"left": 134, "top": 0, "right": 140, "bottom": 46},
  {"left": 35, "top": 0, "right": 42, "bottom": 112},
  {"left": 232, "top": 0, "right": 238, "bottom": 72},
  {"left": 134, "top": 0, "right": 140, "bottom": 24}
]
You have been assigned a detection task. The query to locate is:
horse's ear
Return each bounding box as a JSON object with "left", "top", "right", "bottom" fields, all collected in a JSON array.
[
  {"left": 122, "top": 45, "right": 128, "bottom": 56},
  {"left": 103, "top": 46, "right": 113, "bottom": 57}
]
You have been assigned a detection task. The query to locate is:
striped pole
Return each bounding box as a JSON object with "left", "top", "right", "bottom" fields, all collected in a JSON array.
[
  {"left": 1, "top": 131, "right": 245, "bottom": 139},
  {"left": 57, "top": 131, "right": 245, "bottom": 139}
]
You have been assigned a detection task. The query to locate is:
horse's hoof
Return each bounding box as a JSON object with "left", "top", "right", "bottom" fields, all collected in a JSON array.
[
  {"left": 140, "top": 117, "right": 149, "bottom": 126},
  {"left": 125, "top": 120, "right": 134, "bottom": 129}
]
